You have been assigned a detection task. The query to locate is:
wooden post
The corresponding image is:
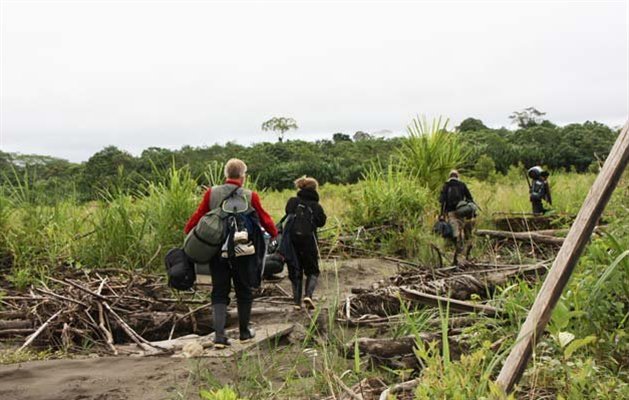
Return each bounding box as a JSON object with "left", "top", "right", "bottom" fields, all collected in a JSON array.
[{"left": 496, "top": 121, "right": 629, "bottom": 393}]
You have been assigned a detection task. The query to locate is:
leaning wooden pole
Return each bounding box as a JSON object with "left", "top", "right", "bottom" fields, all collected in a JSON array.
[{"left": 496, "top": 120, "right": 629, "bottom": 393}]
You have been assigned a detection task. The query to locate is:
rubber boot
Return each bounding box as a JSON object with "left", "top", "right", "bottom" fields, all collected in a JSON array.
[
  {"left": 464, "top": 242, "right": 473, "bottom": 261},
  {"left": 212, "top": 303, "right": 230, "bottom": 348},
  {"left": 303, "top": 275, "right": 318, "bottom": 309},
  {"left": 292, "top": 277, "right": 303, "bottom": 310},
  {"left": 237, "top": 301, "right": 255, "bottom": 342}
]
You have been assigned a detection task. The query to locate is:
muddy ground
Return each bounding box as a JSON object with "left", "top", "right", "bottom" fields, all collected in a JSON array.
[{"left": 0, "top": 258, "right": 398, "bottom": 400}]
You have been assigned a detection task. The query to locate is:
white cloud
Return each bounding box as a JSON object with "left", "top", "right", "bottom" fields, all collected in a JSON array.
[{"left": 1, "top": 0, "right": 627, "bottom": 161}]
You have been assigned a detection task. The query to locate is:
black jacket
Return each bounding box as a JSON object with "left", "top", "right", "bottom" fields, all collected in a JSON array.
[
  {"left": 439, "top": 178, "right": 474, "bottom": 213},
  {"left": 285, "top": 188, "right": 327, "bottom": 233},
  {"left": 280, "top": 188, "right": 327, "bottom": 280}
]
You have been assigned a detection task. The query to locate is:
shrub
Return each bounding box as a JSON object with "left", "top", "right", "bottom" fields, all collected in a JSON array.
[
  {"left": 349, "top": 162, "right": 430, "bottom": 229},
  {"left": 399, "top": 116, "right": 469, "bottom": 192}
]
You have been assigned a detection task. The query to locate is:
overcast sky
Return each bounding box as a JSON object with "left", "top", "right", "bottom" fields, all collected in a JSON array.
[{"left": 1, "top": 0, "right": 628, "bottom": 162}]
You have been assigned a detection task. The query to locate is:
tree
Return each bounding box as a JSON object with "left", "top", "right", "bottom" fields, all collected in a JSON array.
[
  {"left": 332, "top": 133, "right": 352, "bottom": 143},
  {"left": 81, "top": 146, "right": 137, "bottom": 196},
  {"left": 261, "top": 117, "right": 298, "bottom": 142},
  {"left": 509, "top": 107, "right": 546, "bottom": 129},
  {"left": 457, "top": 118, "right": 488, "bottom": 132},
  {"left": 353, "top": 131, "right": 373, "bottom": 141},
  {"left": 473, "top": 154, "right": 497, "bottom": 182}
]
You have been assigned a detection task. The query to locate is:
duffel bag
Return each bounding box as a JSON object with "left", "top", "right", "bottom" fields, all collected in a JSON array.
[
  {"left": 454, "top": 200, "right": 478, "bottom": 219},
  {"left": 165, "top": 248, "right": 196, "bottom": 290},
  {"left": 183, "top": 209, "right": 225, "bottom": 263},
  {"left": 263, "top": 253, "right": 285, "bottom": 278},
  {"left": 432, "top": 219, "right": 454, "bottom": 239}
]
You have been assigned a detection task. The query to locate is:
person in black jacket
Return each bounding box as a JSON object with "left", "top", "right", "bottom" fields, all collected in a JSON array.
[
  {"left": 528, "top": 166, "right": 552, "bottom": 215},
  {"left": 439, "top": 170, "right": 475, "bottom": 264},
  {"left": 284, "top": 176, "right": 327, "bottom": 309}
]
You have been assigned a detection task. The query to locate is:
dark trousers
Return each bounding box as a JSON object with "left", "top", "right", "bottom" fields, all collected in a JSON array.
[
  {"left": 531, "top": 199, "right": 546, "bottom": 215},
  {"left": 210, "top": 255, "right": 255, "bottom": 306},
  {"left": 290, "top": 236, "right": 320, "bottom": 281}
]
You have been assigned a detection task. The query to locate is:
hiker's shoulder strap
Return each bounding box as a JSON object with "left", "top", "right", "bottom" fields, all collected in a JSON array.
[
  {"left": 240, "top": 188, "right": 253, "bottom": 204},
  {"left": 209, "top": 184, "right": 240, "bottom": 210}
]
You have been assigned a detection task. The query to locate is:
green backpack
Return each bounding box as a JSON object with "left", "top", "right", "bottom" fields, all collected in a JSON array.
[{"left": 184, "top": 185, "right": 252, "bottom": 263}]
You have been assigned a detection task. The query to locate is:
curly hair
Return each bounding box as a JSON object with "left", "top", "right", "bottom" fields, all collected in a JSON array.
[{"left": 294, "top": 176, "right": 319, "bottom": 191}]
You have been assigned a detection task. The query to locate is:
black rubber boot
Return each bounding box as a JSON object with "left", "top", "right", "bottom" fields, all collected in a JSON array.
[
  {"left": 237, "top": 301, "right": 255, "bottom": 341},
  {"left": 212, "top": 303, "right": 230, "bottom": 348},
  {"left": 292, "top": 277, "right": 303, "bottom": 309},
  {"left": 303, "top": 275, "right": 318, "bottom": 309}
]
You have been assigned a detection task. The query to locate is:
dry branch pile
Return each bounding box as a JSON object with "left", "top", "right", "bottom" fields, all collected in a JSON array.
[
  {"left": 0, "top": 269, "right": 221, "bottom": 354},
  {"left": 340, "top": 260, "right": 549, "bottom": 324}
]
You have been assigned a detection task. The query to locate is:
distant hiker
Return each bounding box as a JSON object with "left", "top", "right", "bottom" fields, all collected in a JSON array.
[
  {"left": 528, "top": 166, "right": 552, "bottom": 215},
  {"left": 439, "top": 170, "right": 476, "bottom": 265},
  {"left": 280, "top": 177, "right": 327, "bottom": 309},
  {"left": 184, "top": 159, "right": 278, "bottom": 348}
]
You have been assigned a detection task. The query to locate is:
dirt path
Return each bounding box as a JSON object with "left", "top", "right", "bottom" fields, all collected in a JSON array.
[
  {"left": 0, "top": 356, "right": 192, "bottom": 400},
  {"left": 0, "top": 259, "right": 397, "bottom": 400}
]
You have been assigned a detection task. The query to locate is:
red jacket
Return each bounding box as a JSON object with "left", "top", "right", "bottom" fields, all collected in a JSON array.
[{"left": 184, "top": 179, "right": 278, "bottom": 238}]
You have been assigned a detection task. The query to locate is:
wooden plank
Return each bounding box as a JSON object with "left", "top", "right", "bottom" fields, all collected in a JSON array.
[
  {"left": 399, "top": 287, "right": 499, "bottom": 317},
  {"left": 120, "top": 323, "right": 294, "bottom": 358},
  {"left": 200, "top": 323, "right": 294, "bottom": 358},
  {"left": 496, "top": 121, "right": 629, "bottom": 393}
]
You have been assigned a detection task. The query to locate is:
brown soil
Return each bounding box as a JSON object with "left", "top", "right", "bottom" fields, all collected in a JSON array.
[{"left": 0, "top": 258, "right": 398, "bottom": 400}]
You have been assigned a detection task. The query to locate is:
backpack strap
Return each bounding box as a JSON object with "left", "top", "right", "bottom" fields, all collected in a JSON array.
[{"left": 209, "top": 184, "right": 245, "bottom": 210}]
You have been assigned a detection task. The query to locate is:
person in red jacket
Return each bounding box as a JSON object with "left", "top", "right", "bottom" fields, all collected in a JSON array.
[{"left": 184, "top": 158, "right": 277, "bottom": 348}]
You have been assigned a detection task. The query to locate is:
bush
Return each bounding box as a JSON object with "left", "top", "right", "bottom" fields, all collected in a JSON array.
[
  {"left": 399, "top": 116, "right": 469, "bottom": 192},
  {"left": 349, "top": 162, "right": 430, "bottom": 229}
]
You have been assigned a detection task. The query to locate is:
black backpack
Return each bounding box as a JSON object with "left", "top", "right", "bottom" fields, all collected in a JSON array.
[
  {"left": 164, "top": 248, "right": 196, "bottom": 290},
  {"left": 291, "top": 202, "right": 315, "bottom": 238},
  {"left": 446, "top": 184, "right": 463, "bottom": 210},
  {"left": 530, "top": 180, "right": 545, "bottom": 201}
]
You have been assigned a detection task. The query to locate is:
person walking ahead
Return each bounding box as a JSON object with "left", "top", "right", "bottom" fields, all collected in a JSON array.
[
  {"left": 184, "top": 159, "right": 278, "bottom": 348},
  {"left": 439, "top": 170, "right": 475, "bottom": 265},
  {"left": 282, "top": 177, "right": 326, "bottom": 309},
  {"left": 528, "top": 166, "right": 552, "bottom": 215}
]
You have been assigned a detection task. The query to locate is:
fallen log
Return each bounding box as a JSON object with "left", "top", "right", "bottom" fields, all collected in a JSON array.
[
  {"left": 476, "top": 229, "right": 564, "bottom": 245},
  {"left": 0, "top": 311, "right": 27, "bottom": 320},
  {"left": 0, "top": 320, "right": 32, "bottom": 330},
  {"left": 347, "top": 332, "right": 442, "bottom": 358},
  {"left": 400, "top": 287, "right": 499, "bottom": 317},
  {"left": 0, "top": 328, "right": 36, "bottom": 337}
]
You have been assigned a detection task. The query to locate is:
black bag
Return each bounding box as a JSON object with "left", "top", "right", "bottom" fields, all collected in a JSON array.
[
  {"left": 530, "top": 180, "right": 545, "bottom": 201},
  {"left": 164, "top": 248, "right": 196, "bottom": 290},
  {"left": 291, "top": 202, "right": 315, "bottom": 238},
  {"left": 433, "top": 220, "right": 453, "bottom": 239},
  {"left": 263, "top": 253, "right": 285, "bottom": 278}
]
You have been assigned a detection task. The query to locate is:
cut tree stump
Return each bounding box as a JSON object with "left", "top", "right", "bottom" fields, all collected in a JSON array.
[{"left": 496, "top": 120, "right": 629, "bottom": 393}]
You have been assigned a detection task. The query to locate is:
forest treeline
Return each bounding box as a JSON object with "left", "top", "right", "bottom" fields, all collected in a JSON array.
[{"left": 0, "top": 117, "right": 619, "bottom": 202}]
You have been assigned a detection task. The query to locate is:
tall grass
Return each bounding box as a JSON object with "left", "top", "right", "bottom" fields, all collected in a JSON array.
[
  {"left": 349, "top": 162, "right": 431, "bottom": 229},
  {"left": 144, "top": 165, "right": 198, "bottom": 259}
]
